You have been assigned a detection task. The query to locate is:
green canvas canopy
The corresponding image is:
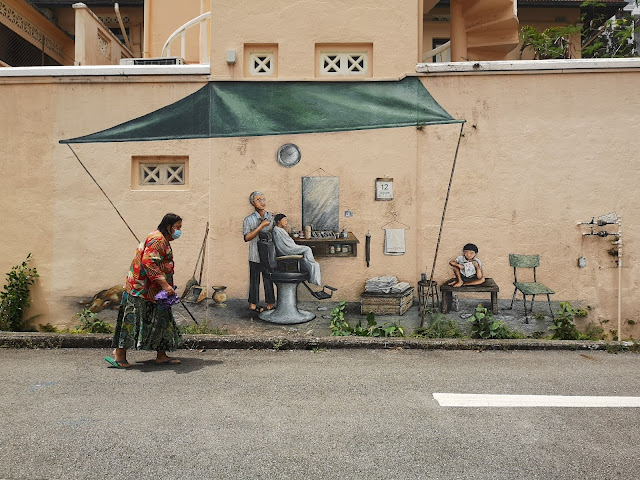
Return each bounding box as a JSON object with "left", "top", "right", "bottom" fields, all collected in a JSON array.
[{"left": 60, "top": 76, "right": 462, "bottom": 144}]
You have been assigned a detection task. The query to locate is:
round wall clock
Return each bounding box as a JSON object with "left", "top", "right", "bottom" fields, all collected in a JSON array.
[{"left": 277, "top": 143, "right": 301, "bottom": 167}]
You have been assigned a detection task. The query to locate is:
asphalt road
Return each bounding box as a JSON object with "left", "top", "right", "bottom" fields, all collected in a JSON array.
[{"left": 1, "top": 348, "right": 639, "bottom": 479}]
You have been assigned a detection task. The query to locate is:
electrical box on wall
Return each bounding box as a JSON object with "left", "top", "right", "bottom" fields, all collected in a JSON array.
[{"left": 226, "top": 50, "right": 237, "bottom": 64}]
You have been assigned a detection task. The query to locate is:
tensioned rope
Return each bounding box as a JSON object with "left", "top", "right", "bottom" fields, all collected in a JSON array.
[
  {"left": 67, "top": 144, "right": 140, "bottom": 243},
  {"left": 422, "top": 122, "right": 465, "bottom": 327}
]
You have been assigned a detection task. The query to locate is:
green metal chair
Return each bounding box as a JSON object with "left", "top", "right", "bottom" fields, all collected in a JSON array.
[{"left": 508, "top": 254, "right": 555, "bottom": 322}]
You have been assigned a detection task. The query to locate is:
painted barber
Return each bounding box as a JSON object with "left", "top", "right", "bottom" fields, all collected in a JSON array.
[{"left": 242, "top": 191, "right": 275, "bottom": 313}]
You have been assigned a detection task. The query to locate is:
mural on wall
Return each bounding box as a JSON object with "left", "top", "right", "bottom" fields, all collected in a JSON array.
[
  {"left": 59, "top": 77, "right": 463, "bottom": 325},
  {"left": 80, "top": 285, "right": 125, "bottom": 313}
]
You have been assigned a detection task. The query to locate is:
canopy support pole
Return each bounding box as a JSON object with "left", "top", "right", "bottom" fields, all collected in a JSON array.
[{"left": 421, "top": 122, "right": 465, "bottom": 327}]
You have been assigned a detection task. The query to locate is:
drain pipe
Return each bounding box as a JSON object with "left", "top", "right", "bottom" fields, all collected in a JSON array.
[
  {"left": 616, "top": 218, "right": 622, "bottom": 341},
  {"left": 114, "top": 3, "right": 132, "bottom": 50}
]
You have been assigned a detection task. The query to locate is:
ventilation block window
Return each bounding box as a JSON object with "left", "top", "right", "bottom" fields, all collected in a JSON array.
[
  {"left": 320, "top": 53, "right": 367, "bottom": 75},
  {"left": 315, "top": 44, "right": 372, "bottom": 77},
  {"left": 140, "top": 163, "right": 185, "bottom": 185},
  {"left": 250, "top": 53, "right": 274, "bottom": 75},
  {"left": 244, "top": 44, "right": 278, "bottom": 78},
  {"left": 132, "top": 156, "right": 189, "bottom": 190}
]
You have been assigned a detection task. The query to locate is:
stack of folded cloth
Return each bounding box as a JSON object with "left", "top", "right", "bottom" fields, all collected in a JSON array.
[
  {"left": 365, "top": 276, "right": 411, "bottom": 294},
  {"left": 390, "top": 281, "right": 411, "bottom": 293}
]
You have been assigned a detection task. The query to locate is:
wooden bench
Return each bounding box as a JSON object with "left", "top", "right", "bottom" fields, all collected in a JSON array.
[{"left": 440, "top": 278, "right": 499, "bottom": 314}]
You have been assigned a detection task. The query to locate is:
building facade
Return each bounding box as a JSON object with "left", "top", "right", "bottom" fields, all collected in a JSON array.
[{"left": 1, "top": 0, "right": 639, "bottom": 338}]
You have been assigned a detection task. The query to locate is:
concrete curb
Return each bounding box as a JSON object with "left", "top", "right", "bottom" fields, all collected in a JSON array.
[{"left": 0, "top": 332, "right": 637, "bottom": 352}]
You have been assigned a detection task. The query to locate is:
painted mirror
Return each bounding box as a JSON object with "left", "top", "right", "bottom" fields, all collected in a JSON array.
[{"left": 302, "top": 176, "right": 339, "bottom": 232}]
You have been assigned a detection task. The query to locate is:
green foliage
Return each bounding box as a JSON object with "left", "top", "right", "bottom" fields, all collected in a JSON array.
[
  {"left": 0, "top": 254, "right": 40, "bottom": 332},
  {"left": 533, "top": 311, "right": 546, "bottom": 321},
  {"left": 519, "top": 24, "right": 581, "bottom": 59},
  {"left": 521, "top": 2, "right": 637, "bottom": 61},
  {"left": 468, "top": 305, "right": 522, "bottom": 339},
  {"left": 329, "top": 302, "right": 404, "bottom": 337},
  {"left": 329, "top": 301, "right": 351, "bottom": 336},
  {"left": 73, "top": 308, "right": 114, "bottom": 334},
  {"left": 581, "top": 0, "right": 638, "bottom": 58},
  {"left": 39, "top": 323, "right": 59, "bottom": 333},
  {"left": 412, "top": 313, "right": 465, "bottom": 339},
  {"left": 583, "top": 322, "right": 605, "bottom": 341},
  {"left": 272, "top": 339, "right": 288, "bottom": 350},
  {"left": 372, "top": 320, "right": 405, "bottom": 338},
  {"left": 550, "top": 302, "right": 582, "bottom": 340},
  {"left": 179, "top": 320, "right": 228, "bottom": 335}
]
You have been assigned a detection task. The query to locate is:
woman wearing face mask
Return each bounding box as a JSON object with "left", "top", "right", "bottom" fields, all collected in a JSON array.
[{"left": 105, "top": 213, "right": 184, "bottom": 368}]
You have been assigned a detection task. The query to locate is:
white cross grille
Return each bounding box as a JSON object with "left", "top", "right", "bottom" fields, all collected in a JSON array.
[
  {"left": 140, "top": 163, "right": 185, "bottom": 185},
  {"left": 166, "top": 164, "right": 184, "bottom": 184},
  {"left": 320, "top": 53, "right": 368, "bottom": 75},
  {"left": 141, "top": 164, "right": 161, "bottom": 184},
  {"left": 250, "top": 53, "right": 274, "bottom": 75}
]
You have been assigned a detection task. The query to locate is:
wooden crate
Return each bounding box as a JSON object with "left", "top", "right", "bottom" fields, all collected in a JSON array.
[{"left": 360, "top": 287, "right": 414, "bottom": 315}]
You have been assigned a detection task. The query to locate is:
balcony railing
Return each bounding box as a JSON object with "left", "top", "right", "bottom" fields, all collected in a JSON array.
[{"left": 161, "top": 11, "right": 211, "bottom": 64}]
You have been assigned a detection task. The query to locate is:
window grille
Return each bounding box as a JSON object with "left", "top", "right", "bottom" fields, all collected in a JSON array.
[
  {"left": 250, "top": 53, "right": 275, "bottom": 75},
  {"left": 319, "top": 52, "right": 368, "bottom": 75},
  {"left": 140, "top": 163, "right": 185, "bottom": 186}
]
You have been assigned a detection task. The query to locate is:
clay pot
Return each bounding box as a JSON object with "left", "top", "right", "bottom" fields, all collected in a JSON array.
[{"left": 211, "top": 286, "right": 227, "bottom": 307}]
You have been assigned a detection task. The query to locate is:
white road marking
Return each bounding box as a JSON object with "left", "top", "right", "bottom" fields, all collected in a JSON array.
[{"left": 433, "top": 393, "right": 640, "bottom": 407}]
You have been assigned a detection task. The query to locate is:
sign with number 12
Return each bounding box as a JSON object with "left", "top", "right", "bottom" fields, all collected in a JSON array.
[{"left": 375, "top": 177, "right": 393, "bottom": 201}]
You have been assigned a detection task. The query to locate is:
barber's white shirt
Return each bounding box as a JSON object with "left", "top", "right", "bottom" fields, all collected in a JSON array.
[{"left": 243, "top": 210, "right": 273, "bottom": 263}]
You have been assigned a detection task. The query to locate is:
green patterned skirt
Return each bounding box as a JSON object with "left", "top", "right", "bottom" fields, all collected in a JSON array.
[{"left": 111, "top": 292, "right": 182, "bottom": 351}]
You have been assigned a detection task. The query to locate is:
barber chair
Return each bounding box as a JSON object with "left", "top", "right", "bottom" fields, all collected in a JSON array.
[{"left": 256, "top": 235, "right": 336, "bottom": 324}]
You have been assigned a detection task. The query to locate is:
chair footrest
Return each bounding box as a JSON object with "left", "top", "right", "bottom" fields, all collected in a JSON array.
[{"left": 302, "top": 282, "right": 334, "bottom": 299}]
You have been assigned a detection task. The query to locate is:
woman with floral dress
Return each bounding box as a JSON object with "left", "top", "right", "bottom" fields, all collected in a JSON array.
[{"left": 104, "top": 213, "right": 183, "bottom": 368}]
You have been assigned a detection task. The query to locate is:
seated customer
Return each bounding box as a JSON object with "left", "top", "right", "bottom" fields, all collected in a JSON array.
[{"left": 271, "top": 214, "right": 321, "bottom": 286}]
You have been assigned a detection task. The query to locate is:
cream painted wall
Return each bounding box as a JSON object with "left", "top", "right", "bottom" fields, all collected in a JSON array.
[
  {"left": 1, "top": 68, "right": 639, "bottom": 338},
  {"left": 208, "top": 0, "right": 419, "bottom": 79},
  {"left": 73, "top": 5, "right": 133, "bottom": 65},
  {"left": 146, "top": 0, "right": 202, "bottom": 61},
  {"left": 420, "top": 72, "right": 638, "bottom": 336}
]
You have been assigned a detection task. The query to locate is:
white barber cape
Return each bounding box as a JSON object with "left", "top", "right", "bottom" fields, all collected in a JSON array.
[{"left": 272, "top": 226, "right": 322, "bottom": 286}]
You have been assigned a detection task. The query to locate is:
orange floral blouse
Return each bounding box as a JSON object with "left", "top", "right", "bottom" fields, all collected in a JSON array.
[{"left": 124, "top": 230, "right": 174, "bottom": 302}]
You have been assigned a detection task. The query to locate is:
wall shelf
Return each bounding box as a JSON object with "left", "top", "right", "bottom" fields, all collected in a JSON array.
[{"left": 294, "top": 232, "right": 359, "bottom": 257}]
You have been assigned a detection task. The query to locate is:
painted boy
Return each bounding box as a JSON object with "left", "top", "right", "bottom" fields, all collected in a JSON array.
[{"left": 448, "top": 243, "right": 485, "bottom": 287}]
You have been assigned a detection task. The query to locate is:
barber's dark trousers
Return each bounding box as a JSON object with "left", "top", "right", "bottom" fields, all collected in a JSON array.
[{"left": 248, "top": 261, "right": 275, "bottom": 305}]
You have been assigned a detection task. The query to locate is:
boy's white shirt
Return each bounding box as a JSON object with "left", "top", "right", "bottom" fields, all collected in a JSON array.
[{"left": 456, "top": 255, "right": 482, "bottom": 277}]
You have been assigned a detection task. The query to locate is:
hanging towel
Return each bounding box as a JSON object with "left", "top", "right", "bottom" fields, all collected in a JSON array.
[{"left": 384, "top": 228, "right": 405, "bottom": 255}]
